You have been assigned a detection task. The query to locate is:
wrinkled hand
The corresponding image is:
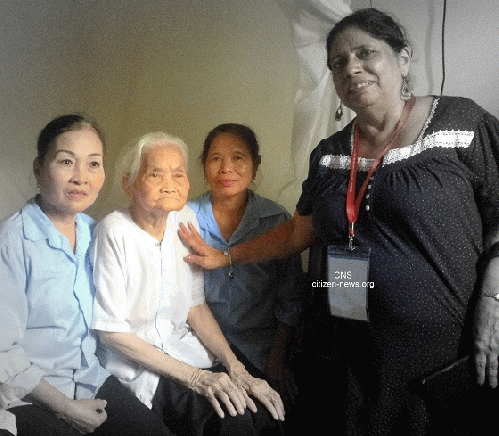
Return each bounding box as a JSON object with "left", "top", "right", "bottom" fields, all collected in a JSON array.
[
  {"left": 188, "top": 369, "right": 249, "bottom": 418},
  {"left": 230, "top": 365, "right": 285, "bottom": 421},
  {"left": 178, "top": 222, "right": 229, "bottom": 269},
  {"left": 474, "top": 294, "right": 499, "bottom": 388},
  {"left": 56, "top": 398, "right": 107, "bottom": 434}
]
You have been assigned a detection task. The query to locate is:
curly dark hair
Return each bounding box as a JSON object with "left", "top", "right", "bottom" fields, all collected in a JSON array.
[{"left": 326, "top": 8, "right": 412, "bottom": 71}]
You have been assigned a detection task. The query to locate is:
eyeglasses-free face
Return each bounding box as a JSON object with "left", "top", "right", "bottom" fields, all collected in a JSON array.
[
  {"left": 127, "top": 144, "right": 190, "bottom": 218},
  {"left": 34, "top": 127, "right": 105, "bottom": 221}
]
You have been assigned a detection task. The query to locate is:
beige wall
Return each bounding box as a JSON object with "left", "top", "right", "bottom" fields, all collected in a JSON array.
[
  {"left": 3, "top": 0, "right": 499, "bottom": 221},
  {"left": 0, "top": 0, "right": 299, "bottom": 219}
]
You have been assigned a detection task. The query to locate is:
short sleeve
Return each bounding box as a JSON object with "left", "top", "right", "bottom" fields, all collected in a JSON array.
[
  {"left": 296, "top": 142, "right": 325, "bottom": 216},
  {"left": 296, "top": 125, "right": 353, "bottom": 216},
  {"left": 458, "top": 110, "right": 499, "bottom": 234},
  {"left": 90, "top": 219, "right": 131, "bottom": 333}
]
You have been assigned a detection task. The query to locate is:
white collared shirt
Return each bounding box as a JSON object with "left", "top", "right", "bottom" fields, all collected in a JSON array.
[{"left": 90, "top": 207, "right": 215, "bottom": 408}]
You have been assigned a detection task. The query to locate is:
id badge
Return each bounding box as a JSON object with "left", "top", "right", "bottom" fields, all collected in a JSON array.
[{"left": 326, "top": 245, "right": 372, "bottom": 321}]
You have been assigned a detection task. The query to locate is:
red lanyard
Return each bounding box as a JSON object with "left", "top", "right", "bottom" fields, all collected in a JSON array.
[{"left": 346, "top": 95, "right": 416, "bottom": 248}]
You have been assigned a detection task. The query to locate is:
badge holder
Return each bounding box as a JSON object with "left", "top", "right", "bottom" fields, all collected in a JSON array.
[{"left": 326, "top": 244, "right": 371, "bottom": 321}]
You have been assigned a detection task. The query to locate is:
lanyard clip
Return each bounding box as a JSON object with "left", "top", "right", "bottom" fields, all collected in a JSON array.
[{"left": 348, "top": 222, "right": 355, "bottom": 250}]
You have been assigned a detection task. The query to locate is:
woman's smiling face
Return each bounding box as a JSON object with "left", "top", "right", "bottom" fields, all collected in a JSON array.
[
  {"left": 204, "top": 133, "right": 258, "bottom": 199},
  {"left": 329, "top": 26, "right": 410, "bottom": 113}
]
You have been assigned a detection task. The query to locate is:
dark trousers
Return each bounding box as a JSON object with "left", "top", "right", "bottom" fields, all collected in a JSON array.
[
  {"left": 151, "top": 363, "right": 281, "bottom": 436},
  {"left": 9, "top": 375, "right": 172, "bottom": 436}
]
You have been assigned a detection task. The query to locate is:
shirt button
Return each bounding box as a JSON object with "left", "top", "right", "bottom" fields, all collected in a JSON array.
[{"left": 366, "top": 205, "right": 370, "bottom": 211}]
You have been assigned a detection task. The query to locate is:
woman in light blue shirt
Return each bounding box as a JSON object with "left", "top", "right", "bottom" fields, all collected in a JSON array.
[
  {"left": 0, "top": 115, "right": 171, "bottom": 436},
  {"left": 189, "top": 124, "right": 305, "bottom": 410}
]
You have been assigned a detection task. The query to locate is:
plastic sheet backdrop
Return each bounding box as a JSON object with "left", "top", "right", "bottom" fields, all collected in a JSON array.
[{"left": 275, "top": 0, "right": 354, "bottom": 210}]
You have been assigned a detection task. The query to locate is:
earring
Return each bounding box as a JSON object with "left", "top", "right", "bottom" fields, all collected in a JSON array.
[
  {"left": 335, "top": 102, "right": 343, "bottom": 121},
  {"left": 400, "top": 76, "right": 411, "bottom": 101}
]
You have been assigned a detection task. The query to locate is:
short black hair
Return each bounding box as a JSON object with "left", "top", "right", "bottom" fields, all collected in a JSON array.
[
  {"left": 37, "top": 114, "right": 104, "bottom": 163},
  {"left": 201, "top": 123, "right": 260, "bottom": 166}
]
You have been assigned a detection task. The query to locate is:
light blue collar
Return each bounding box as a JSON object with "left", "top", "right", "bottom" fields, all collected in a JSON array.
[{"left": 22, "top": 197, "right": 93, "bottom": 257}]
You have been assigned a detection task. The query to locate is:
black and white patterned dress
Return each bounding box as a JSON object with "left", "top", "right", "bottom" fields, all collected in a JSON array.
[{"left": 297, "top": 96, "right": 499, "bottom": 434}]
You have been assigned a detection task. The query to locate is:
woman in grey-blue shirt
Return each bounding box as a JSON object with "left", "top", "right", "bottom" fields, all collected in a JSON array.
[{"left": 189, "top": 124, "right": 305, "bottom": 409}]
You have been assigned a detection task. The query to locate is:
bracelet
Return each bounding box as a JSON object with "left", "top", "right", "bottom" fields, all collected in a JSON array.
[{"left": 223, "top": 247, "right": 234, "bottom": 279}]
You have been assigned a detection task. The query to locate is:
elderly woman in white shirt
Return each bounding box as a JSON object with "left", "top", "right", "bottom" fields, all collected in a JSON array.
[{"left": 90, "top": 132, "right": 284, "bottom": 436}]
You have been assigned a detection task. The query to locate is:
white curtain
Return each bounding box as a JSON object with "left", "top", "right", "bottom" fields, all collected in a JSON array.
[{"left": 276, "top": 0, "right": 353, "bottom": 210}]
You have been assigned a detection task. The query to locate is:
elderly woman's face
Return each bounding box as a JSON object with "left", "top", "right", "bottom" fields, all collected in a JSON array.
[
  {"left": 129, "top": 144, "right": 189, "bottom": 217},
  {"left": 329, "top": 26, "right": 410, "bottom": 113}
]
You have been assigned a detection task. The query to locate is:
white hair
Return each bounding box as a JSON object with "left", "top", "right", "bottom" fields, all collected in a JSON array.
[{"left": 117, "top": 131, "right": 189, "bottom": 187}]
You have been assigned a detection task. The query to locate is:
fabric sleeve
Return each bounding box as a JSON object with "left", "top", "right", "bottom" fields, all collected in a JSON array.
[
  {"left": 268, "top": 209, "right": 306, "bottom": 327},
  {"left": 459, "top": 111, "right": 499, "bottom": 235},
  {"left": 186, "top": 215, "right": 205, "bottom": 307},
  {"left": 296, "top": 141, "right": 325, "bottom": 216},
  {"left": 0, "top": 235, "right": 43, "bottom": 407},
  {"left": 0, "top": 409, "right": 16, "bottom": 434},
  {"left": 274, "top": 252, "right": 306, "bottom": 328},
  {"left": 90, "top": 220, "right": 131, "bottom": 333},
  {"left": 190, "top": 268, "right": 205, "bottom": 307}
]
